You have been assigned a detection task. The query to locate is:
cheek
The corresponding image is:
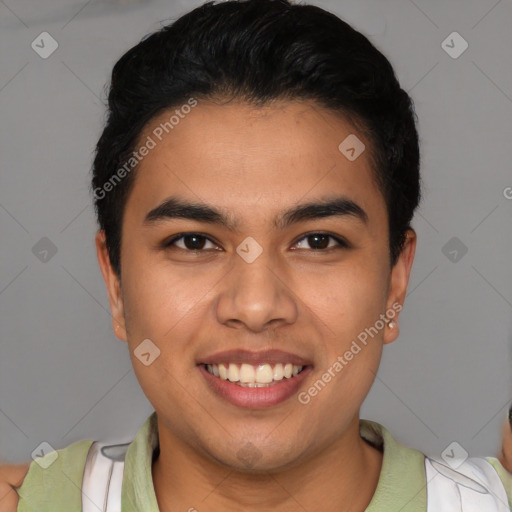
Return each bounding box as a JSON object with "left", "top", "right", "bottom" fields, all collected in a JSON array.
[
  {"left": 121, "top": 247, "right": 213, "bottom": 341},
  {"left": 311, "top": 263, "right": 387, "bottom": 401},
  {"left": 301, "top": 262, "right": 389, "bottom": 341},
  {"left": 120, "top": 253, "right": 209, "bottom": 410}
]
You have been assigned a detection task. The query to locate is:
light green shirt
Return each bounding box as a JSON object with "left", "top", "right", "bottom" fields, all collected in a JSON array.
[{"left": 16, "top": 412, "right": 512, "bottom": 511}]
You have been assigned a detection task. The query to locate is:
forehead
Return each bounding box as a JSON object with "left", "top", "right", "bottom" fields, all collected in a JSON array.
[{"left": 124, "top": 99, "right": 385, "bottom": 226}]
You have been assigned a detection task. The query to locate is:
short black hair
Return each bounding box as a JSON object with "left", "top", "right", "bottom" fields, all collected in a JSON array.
[{"left": 91, "top": 0, "right": 421, "bottom": 278}]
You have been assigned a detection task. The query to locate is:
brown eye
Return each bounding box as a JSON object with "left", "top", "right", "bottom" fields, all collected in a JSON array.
[
  {"left": 293, "top": 233, "right": 348, "bottom": 250},
  {"left": 164, "top": 233, "right": 218, "bottom": 251}
]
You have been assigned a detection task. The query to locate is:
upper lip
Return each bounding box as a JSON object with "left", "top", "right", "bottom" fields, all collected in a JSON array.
[{"left": 199, "top": 349, "right": 312, "bottom": 367}]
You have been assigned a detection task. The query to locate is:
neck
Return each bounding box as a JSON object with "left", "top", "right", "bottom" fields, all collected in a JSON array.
[{"left": 152, "top": 416, "right": 383, "bottom": 512}]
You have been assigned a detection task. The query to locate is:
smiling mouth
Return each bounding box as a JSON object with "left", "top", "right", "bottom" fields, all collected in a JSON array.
[{"left": 204, "top": 363, "right": 306, "bottom": 387}]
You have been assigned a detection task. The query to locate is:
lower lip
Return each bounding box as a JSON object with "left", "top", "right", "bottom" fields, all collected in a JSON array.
[{"left": 199, "top": 365, "right": 312, "bottom": 409}]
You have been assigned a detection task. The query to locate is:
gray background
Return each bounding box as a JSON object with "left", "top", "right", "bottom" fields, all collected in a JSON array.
[{"left": 1, "top": 0, "right": 511, "bottom": 464}]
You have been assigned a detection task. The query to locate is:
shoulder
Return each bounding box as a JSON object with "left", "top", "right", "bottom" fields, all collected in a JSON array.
[
  {"left": 361, "top": 419, "right": 512, "bottom": 511},
  {"left": 16, "top": 439, "right": 93, "bottom": 512},
  {"left": 485, "top": 457, "right": 512, "bottom": 509},
  {"left": 425, "top": 455, "right": 511, "bottom": 511}
]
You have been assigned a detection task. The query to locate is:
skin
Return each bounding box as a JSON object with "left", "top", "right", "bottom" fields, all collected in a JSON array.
[
  {"left": 98, "top": 98, "right": 413, "bottom": 511},
  {"left": 500, "top": 419, "right": 512, "bottom": 473},
  {"left": 1, "top": 424, "right": 511, "bottom": 511},
  {"left": 0, "top": 465, "right": 26, "bottom": 512},
  {"left": 2, "top": 99, "right": 511, "bottom": 511}
]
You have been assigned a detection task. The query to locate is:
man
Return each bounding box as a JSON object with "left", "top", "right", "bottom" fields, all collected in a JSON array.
[{"left": 2, "top": 1, "right": 512, "bottom": 510}]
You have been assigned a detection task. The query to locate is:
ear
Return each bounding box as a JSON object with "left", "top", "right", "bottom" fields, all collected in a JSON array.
[
  {"left": 95, "top": 230, "right": 127, "bottom": 342},
  {"left": 383, "top": 228, "right": 417, "bottom": 345}
]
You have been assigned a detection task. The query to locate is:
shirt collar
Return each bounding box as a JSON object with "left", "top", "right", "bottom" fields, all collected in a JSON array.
[
  {"left": 360, "top": 419, "right": 427, "bottom": 511},
  {"left": 122, "top": 412, "right": 160, "bottom": 511},
  {"left": 122, "top": 413, "right": 427, "bottom": 511}
]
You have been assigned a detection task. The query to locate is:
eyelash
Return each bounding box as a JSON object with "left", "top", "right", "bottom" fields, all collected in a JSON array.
[{"left": 162, "top": 232, "right": 350, "bottom": 252}]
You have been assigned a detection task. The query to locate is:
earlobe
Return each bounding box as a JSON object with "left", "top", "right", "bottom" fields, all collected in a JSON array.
[
  {"left": 94, "top": 230, "right": 128, "bottom": 342},
  {"left": 383, "top": 229, "right": 417, "bottom": 345},
  {"left": 383, "top": 316, "right": 400, "bottom": 345}
]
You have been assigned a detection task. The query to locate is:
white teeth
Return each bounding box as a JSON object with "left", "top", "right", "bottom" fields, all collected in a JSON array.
[
  {"left": 205, "top": 362, "right": 303, "bottom": 385},
  {"left": 255, "top": 364, "right": 273, "bottom": 383},
  {"left": 238, "top": 382, "right": 272, "bottom": 388},
  {"left": 240, "top": 363, "right": 255, "bottom": 383},
  {"left": 273, "top": 363, "right": 284, "bottom": 380},
  {"left": 227, "top": 363, "right": 240, "bottom": 382}
]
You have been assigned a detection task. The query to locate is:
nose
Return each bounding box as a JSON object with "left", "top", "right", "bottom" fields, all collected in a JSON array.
[{"left": 215, "top": 249, "right": 298, "bottom": 333}]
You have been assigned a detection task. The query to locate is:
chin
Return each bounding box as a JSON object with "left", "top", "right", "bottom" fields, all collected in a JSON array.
[{"left": 202, "top": 437, "right": 308, "bottom": 474}]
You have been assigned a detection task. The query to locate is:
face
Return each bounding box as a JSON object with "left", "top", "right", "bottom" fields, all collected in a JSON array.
[{"left": 96, "top": 99, "right": 416, "bottom": 472}]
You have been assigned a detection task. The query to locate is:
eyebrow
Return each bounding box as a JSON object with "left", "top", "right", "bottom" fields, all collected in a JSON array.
[{"left": 143, "top": 195, "right": 368, "bottom": 230}]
